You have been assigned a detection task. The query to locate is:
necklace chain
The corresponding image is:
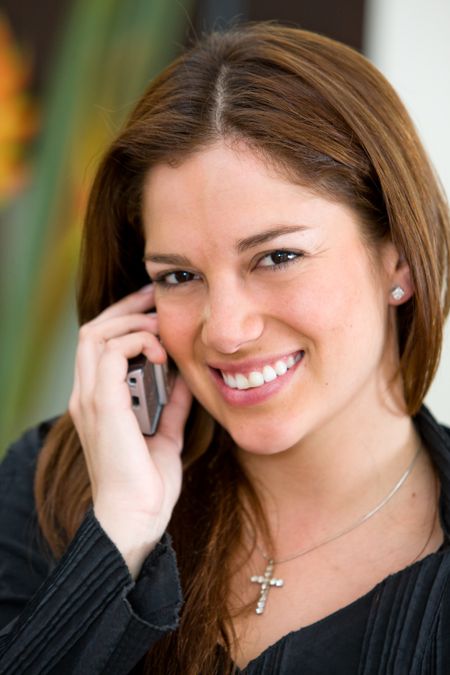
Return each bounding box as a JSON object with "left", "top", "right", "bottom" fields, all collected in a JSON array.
[
  {"left": 259, "top": 445, "right": 422, "bottom": 565},
  {"left": 250, "top": 445, "right": 422, "bottom": 615}
]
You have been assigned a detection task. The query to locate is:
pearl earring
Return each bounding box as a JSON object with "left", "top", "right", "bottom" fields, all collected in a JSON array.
[{"left": 391, "top": 286, "right": 405, "bottom": 301}]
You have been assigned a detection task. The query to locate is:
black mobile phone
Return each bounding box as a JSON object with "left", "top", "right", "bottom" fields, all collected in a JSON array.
[{"left": 127, "top": 355, "right": 174, "bottom": 435}]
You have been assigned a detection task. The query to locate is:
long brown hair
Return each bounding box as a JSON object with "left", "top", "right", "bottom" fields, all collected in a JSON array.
[{"left": 35, "top": 22, "right": 450, "bottom": 673}]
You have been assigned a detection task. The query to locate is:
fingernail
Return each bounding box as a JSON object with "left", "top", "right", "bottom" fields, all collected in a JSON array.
[{"left": 138, "top": 284, "right": 153, "bottom": 293}]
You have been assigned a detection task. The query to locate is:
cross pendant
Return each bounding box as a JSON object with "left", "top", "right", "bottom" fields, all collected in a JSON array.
[{"left": 250, "top": 559, "right": 284, "bottom": 615}]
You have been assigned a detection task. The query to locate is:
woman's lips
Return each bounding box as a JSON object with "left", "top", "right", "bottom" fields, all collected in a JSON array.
[
  {"left": 220, "top": 351, "right": 302, "bottom": 389},
  {"left": 208, "top": 351, "right": 304, "bottom": 407}
]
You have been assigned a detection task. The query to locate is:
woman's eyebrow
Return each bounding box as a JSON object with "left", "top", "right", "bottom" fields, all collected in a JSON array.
[
  {"left": 144, "top": 252, "right": 192, "bottom": 265},
  {"left": 236, "top": 225, "right": 311, "bottom": 253},
  {"left": 144, "top": 225, "right": 311, "bottom": 265}
]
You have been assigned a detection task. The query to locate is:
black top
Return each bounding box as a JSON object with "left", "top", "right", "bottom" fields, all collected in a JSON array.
[{"left": 0, "top": 407, "right": 450, "bottom": 674}]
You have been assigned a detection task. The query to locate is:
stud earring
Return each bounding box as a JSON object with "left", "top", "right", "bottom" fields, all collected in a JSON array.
[{"left": 391, "top": 286, "right": 405, "bottom": 301}]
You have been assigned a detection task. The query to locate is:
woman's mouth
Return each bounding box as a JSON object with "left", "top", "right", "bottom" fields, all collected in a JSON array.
[{"left": 220, "top": 351, "right": 303, "bottom": 390}]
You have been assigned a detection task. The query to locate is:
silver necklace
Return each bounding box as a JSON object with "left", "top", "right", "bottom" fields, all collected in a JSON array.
[{"left": 250, "top": 446, "right": 422, "bottom": 615}]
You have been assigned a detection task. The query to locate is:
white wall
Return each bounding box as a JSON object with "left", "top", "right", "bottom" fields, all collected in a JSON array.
[{"left": 364, "top": 0, "right": 450, "bottom": 425}]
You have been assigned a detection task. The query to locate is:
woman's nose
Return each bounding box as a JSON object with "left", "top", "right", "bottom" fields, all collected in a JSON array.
[{"left": 200, "top": 284, "right": 264, "bottom": 354}]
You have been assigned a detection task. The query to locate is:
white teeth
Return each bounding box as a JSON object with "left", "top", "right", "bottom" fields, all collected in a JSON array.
[
  {"left": 223, "top": 373, "right": 237, "bottom": 388},
  {"left": 274, "top": 360, "right": 288, "bottom": 376},
  {"left": 262, "top": 365, "right": 277, "bottom": 382},
  {"left": 248, "top": 371, "right": 265, "bottom": 387},
  {"left": 220, "top": 352, "right": 302, "bottom": 390},
  {"left": 235, "top": 373, "right": 250, "bottom": 390}
]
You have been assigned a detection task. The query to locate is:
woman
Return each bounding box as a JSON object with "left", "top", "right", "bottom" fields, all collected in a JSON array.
[{"left": 1, "top": 22, "right": 449, "bottom": 674}]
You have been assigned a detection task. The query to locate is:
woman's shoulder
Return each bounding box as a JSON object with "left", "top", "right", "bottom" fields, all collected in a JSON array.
[
  {"left": 415, "top": 406, "right": 450, "bottom": 470},
  {"left": 0, "top": 419, "right": 60, "bottom": 615},
  {"left": 1, "top": 418, "right": 58, "bottom": 467},
  {"left": 0, "top": 417, "right": 59, "bottom": 498},
  {"left": 415, "top": 405, "right": 450, "bottom": 438}
]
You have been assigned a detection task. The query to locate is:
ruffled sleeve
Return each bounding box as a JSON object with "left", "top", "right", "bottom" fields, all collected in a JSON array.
[{"left": 0, "top": 422, "right": 182, "bottom": 674}]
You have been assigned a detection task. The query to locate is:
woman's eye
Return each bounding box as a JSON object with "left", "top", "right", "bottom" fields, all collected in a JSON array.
[
  {"left": 257, "top": 250, "right": 301, "bottom": 268},
  {"left": 156, "top": 270, "right": 200, "bottom": 286}
]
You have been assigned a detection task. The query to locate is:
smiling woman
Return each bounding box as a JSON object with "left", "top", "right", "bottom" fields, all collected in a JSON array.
[
  {"left": 142, "top": 144, "right": 404, "bottom": 457},
  {"left": 1, "top": 22, "right": 450, "bottom": 675}
]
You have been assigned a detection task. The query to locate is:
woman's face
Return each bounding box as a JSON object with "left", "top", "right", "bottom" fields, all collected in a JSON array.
[{"left": 143, "top": 141, "right": 401, "bottom": 454}]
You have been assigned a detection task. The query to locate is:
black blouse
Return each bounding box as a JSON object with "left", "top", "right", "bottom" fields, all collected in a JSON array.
[{"left": 0, "top": 407, "right": 450, "bottom": 674}]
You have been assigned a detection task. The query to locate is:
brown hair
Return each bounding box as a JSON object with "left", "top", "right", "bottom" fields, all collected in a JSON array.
[{"left": 35, "top": 22, "right": 450, "bottom": 673}]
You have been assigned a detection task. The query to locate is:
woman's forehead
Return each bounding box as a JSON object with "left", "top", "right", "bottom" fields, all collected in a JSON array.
[{"left": 141, "top": 151, "right": 371, "bottom": 267}]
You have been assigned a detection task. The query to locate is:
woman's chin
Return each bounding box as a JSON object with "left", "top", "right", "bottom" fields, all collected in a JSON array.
[{"left": 228, "top": 423, "right": 303, "bottom": 457}]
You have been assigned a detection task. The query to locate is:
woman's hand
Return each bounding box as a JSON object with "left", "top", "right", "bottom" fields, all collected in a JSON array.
[{"left": 69, "top": 285, "right": 192, "bottom": 578}]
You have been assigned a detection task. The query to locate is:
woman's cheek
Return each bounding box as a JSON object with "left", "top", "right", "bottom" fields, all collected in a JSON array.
[
  {"left": 156, "top": 302, "right": 195, "bottom": 362},
  {"left": 157, "top": 306, "right": 179, "bottom": 349}
]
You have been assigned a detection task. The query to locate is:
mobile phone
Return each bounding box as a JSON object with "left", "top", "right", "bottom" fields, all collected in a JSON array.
[{"left": 127, "top": 355, "right": 174, "bottom": 435}]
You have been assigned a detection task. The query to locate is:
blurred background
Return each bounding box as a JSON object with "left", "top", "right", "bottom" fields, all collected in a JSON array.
[{"left": 1, "top": 0, "right": 449, "bottom": 455}]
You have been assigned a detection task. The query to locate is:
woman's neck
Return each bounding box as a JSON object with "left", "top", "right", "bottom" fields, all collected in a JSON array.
[{"left": 235, "top": 395, "right": 421, "bottom": 552}]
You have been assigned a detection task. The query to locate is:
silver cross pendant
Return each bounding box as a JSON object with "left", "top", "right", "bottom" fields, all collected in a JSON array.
[{"left": 250, "top": 559, "right": 284, "bottom": 615}]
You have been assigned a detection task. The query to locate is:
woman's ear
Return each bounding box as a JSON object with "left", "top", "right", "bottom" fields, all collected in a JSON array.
[{"left": 386, "top": 247, "right": 414, "bottom": 306}]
